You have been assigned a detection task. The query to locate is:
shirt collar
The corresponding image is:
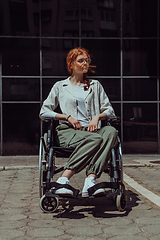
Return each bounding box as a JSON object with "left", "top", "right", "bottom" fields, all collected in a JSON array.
[{"left": 62, "top": 77, "right": 94, "bottom": 86}]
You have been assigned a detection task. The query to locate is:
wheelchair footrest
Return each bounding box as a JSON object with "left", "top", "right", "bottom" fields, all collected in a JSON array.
[
  {"left": 88, "top": 181, "right": 119, "bottom": 196},
  {"left": 47, "top": 182, "right": 80, "bottom": 198}
]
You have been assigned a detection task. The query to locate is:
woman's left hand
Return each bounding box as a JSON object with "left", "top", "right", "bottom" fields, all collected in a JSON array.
[{"left": 87, "top": 115, "right": 99, "bottom": 132}]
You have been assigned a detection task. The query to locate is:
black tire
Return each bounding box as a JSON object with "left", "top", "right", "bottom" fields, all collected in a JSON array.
[
  {"left": 46, "top": 147, "right": 55, "bottom": 182},
  {"left": 39, "top": 133, "right": 47, "bottom": 198},
  {"left": 40, "top": 195, "right": 59, "bottom": 213},
  {"left": 116, "top": 193, "right": 127, "bottom": 212}
]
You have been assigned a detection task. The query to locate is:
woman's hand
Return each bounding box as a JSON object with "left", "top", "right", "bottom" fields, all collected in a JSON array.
[
  {"left": 87, "top": 115, "right": 99, "bottom": 132},
  {"left": 68, "top": 116, "right": 82, "bottom": 130},
  {"left": 55, "top": 113, "right": 82, "bottom": 130}
]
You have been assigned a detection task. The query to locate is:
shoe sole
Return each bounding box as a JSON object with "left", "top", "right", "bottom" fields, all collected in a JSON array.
[
  {"left": 57, "top": 193, "right": 73, "bottom": 197},
  {"left": 82, "top": 190, "right": 105, "bottom": 198},
  {"left": 55, "top": 189, "right": 73, "bottom": 197},
  {"left": 93, "top": 189, "right": 105, "bottom": 196}
]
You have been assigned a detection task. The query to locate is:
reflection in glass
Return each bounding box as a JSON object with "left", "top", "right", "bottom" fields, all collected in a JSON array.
[
  {"left": 0, "top": 0, "right": 40, "bottom": 36},
  {"left": 42, "top": 39, "right": 80, "bottom": 76},
  {"left": 123, "top": 40, "right": 157, "bottom": 76},
  {"left": 111, "top": 103, "right": 121, "bottom": 134},
  {"left": 123, "top": 0, "right": 157, "bottom": 37},
  {"left": 42, "top": 78, "right": 58, "bottom": 100},
  {"left": 99, "top": 78, "right": 120, "bottom": 101},
  {"left": 123, "top": 78, "right": 157, "bottom": 101},
  {"left": 83, "top": 0, "right": 120, "bottom": 37},
  {"left": 0, "top": 0, "right": 121, "bottom": 37},
  {"left": 0, "top": 0, "right": 159, "bottom": 156},
  {"left": 41, "top": 0, "right": 120, "bottom": 37},
  {"left": 3, "top": 104, "right": 40, "bottom": 155},
  {"left": 0, "top": 38, "right": 40, "bottom": 76},
  {"left": 41, "top": 0, "right": 79, "bottom": 37},
  {"left": 2, "top": 78, "right": 40, "bottom": 101},
  {"left": 0, "top": 0, "right": 158, "bottom": 38},
  {"left": 82, "top": 39, "right": 120, "bottom": 76},
  {"left": 123, "top": 104, "right": 157, "bottom": 153}
]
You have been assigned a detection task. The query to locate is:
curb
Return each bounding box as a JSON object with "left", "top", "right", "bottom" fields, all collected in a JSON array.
[
  {"left": 1, "top": 163, "right": 158, "bottom": 171},
  {"left": 0, "top": 165, "right": 38, "bottom": 171},
  {"left": 0, "top": 164, "right": 63, "bottom": 171},
  {"left": 123, "top": 163, "right": 146, "bottom": 167}
]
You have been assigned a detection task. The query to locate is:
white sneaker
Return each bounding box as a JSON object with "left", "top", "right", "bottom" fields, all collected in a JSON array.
[
  {"left": 82, "top": 176, "right": 105, "bottom": 198},
  {"left": 52, "top": 177, "right": 73, "bottom": 197}
]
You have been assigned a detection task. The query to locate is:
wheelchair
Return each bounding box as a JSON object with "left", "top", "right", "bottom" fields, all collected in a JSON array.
[{"left": 39, "top": 118, "right": 127, "bottom": 213}]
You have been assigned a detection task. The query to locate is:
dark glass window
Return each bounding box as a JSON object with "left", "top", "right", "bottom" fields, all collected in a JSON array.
[
  {"left": 65, "top": 9, "right": 75, "bottom": 20},
  {"left": 42, "top": 78, "right": 58, "bottom": 100},
  {"left": 82, "top": 39, "right": 120, "bottom": 76},
  {"left": 123, "top": 0, "right": 158, "bottom": 37},
  {"left": 41, "top": 1, "right": 79, "bottom": 37},
  {"left": 0, "top": 0, "right": 159, "bottom": 155},
  {"left": 81, "top": 8, "right": 93, "bottom": 20},
  {"left": 123, "top": 103, "right": 158, "bottom": 153},
  {"left": 125, "top": 12, "right": 131, "bottom": 23},
  {"left": 9, "top": 1, "right": 28, "bottom": 35},
  {"left": 0, "top": 0, "right": 40, "bottom": 36},
  {"left": 0, "top": 38, "right": 40, "bottom": 76},
  {"left": 3, "top": 103, "right": 40, "bottom": 155},
  {"left": 41, "top": 10, "right": 52, "bottom": 23},
  {"left": 83, "top": 0, "right": 120, "bottom": 37},
  {"left": 63, "top": 32, "right": 79, "bottom": 49},
  {"left": 111, "top": 103, "right": 121, "bottom": 134},
  {"left": 123, "top": 78, "right": 157, "bottom": 101},
  {"left": 123, "top": 40, "right": 157, "bottom": 76},
  {"left": 2, "top": 78, "right": 40, "bottom": 101},
  {"left": 42, "top": 39, "right": 78, "bottom": 76},
  {"left": 99, "top": 78, "right": 120, "bottom": 101}
]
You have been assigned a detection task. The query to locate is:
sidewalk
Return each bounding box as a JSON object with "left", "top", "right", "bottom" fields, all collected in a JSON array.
[
  {"left": 0, "top": 154, "right": 160, "bottom": 170},
  {"left": 0, "top": 154, "right": 160, "bottom": 239}
]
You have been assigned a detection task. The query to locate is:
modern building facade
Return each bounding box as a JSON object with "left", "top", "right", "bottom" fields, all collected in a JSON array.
[{"left": 0, "top": 0, "right": 159, "bottom": 155}]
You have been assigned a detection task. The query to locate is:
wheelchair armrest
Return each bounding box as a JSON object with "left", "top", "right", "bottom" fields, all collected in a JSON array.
[
  {"left": 107, "top": 117, "right": 117, "bottom": 122},
  {"left": 106, "top": 117, "right": 120, "bottom": 126},
  {"left": 43, "top": 117, "right": 59, "bottom": 128},
  {"left": 44, "top": 117, "right": 53, "bottom": 122},
  {"left": 101, "top": 116, "right": 120, "bottom": 127}
]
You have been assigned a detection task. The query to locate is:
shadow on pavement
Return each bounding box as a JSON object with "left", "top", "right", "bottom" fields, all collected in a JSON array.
[{"left": 51, "top": 190, "right": 140, "bottom": 219}]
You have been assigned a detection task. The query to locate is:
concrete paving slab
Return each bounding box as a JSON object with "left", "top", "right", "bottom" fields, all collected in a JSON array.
[
  {"left": 108, "top": 236, "right": 148, "bottom": 240},
  {"left": 0, "top": 155, "right": 160, "bottom": 239}
]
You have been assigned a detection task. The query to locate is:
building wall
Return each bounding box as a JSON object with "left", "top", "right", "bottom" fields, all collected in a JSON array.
[{"left": 0, "top": 0, "right": 159, "bottom": 155}]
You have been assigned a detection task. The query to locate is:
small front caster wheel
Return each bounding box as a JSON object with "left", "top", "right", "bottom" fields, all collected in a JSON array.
[
  {"left": 40, "top": 195, "right": 59, "bottom": 213},
  {"left": 116, "top": 193, "right": 127, "bottom": 212}
]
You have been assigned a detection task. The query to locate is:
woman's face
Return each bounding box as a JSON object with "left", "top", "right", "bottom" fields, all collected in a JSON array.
[{"left": 71, "top": 53, "right": 91, "bottom": 75}]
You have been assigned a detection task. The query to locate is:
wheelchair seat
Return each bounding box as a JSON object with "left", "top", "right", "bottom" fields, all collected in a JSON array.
[{"left": 39, "top": 117, "right": 127, "bottom": 213}]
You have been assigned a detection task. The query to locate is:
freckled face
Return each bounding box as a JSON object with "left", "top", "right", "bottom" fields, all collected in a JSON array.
[{"left": 71, "top": 54, "right": 90, "bottom": 75}]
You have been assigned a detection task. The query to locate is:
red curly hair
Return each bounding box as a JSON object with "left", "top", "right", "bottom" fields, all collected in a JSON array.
[{"left": 66, "top": 47, "right": 95, "bottom": 90}]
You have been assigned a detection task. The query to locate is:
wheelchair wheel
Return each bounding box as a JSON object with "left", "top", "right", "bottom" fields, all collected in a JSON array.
[
  {"left": 116, "top": 137, "right": 123, "bottom": 182},
  {"left": 40, "top": 195, "right": 59, "bottom": 213},
  {"left": 116, "top": 193, "right": 127, "bottom": 212},
  {"left": 39, "top": 133, "right": 47, "bottom": 198}
]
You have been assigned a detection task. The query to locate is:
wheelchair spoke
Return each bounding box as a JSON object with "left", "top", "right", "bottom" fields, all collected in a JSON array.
[{"left": 40, "top": 195, "right": 59, "bottom": 213}]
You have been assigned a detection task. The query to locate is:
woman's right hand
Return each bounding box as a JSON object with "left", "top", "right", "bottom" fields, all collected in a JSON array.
[{"left": 67, "top": 116, "right": 82, "bottom": 130}]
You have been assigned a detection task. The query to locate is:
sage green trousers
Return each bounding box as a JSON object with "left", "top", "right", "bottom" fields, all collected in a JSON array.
[{"left": 56, "top": 123, "right": 118, "bottom": 178}]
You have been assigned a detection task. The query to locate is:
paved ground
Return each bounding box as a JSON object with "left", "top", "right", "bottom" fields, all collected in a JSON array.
[{"left": 0, "top": 155, "right": 160, "bottom": 240}]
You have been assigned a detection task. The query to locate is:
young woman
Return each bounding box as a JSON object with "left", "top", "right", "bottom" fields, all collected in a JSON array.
[{"left": 40, "top": 47, "right": 118, "bottom": 197}]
